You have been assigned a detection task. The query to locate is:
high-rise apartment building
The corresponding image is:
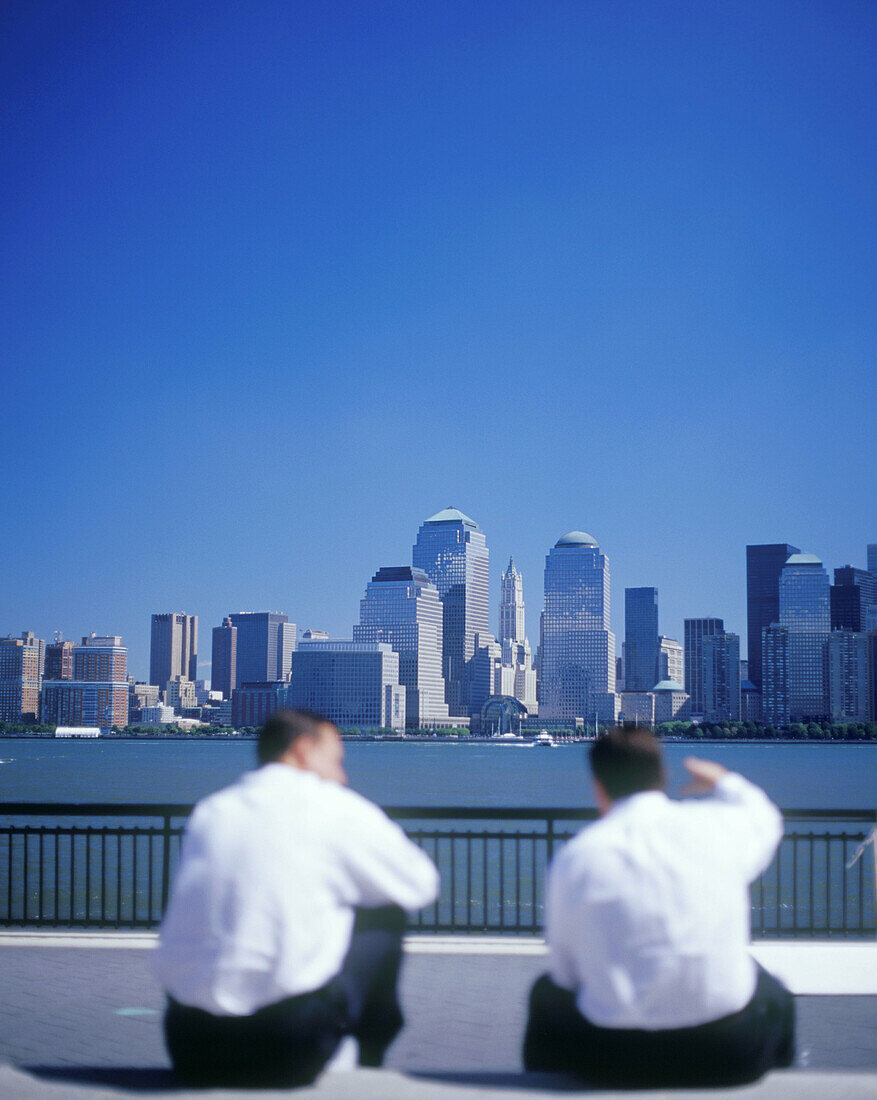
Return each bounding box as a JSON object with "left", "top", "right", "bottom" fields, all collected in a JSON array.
[
  {"left": 762, "top": 623, "right": 790, "bottom": 727},
  {"left": 353, "top": 566, "right": 449, "bottom": 727},
  {"left": 228, "top": 612, "right": 295, "bottom": 685},
  {"left": 499, "top": 558, "right": 526, "bottom": 646},
  {"left": 703, "top": 631, "right": 741, "bottom": 722},
  {"left": 150, "top": 613, "right": 198, "bottom": 690},
  {"left": 830, "top": 567, "right": 876, "bottom": 633},
  {"left": 42, "top": 635, "right": 129, "bottom": 728},
  {"left": 285, "top": 641, "right": 406, "bottom": 731},
  {"left": 683, "top": 618, "right": 723, "bottom": 716},
  {"left": 624, "top": 588, "right": 659, "bottom": 691},
  {"left": 746, "top": 543, "right": 800, "bottom": 690},
  {"left": 828, "top": 632, "right": 869, "bottom": 722},
  {"left": 779, "top": 553, "right": 830, "bottom": 721},
  {"left": 412, "top": 508, "right": 489, "bottom": 717},
  {"left": 658, "top": 636, "right": 684, "bottom": 687},
  {"left": 44, "top": 638, "right": 75, "bottom": 681},
  {"left": 0, "top": 632, "right": 45, "bottom": 722},
  {"left": 539, "top": 531, "right": 616, "bottom": 721},
  {"left": 211, "top": 617, "right": 237, "bottom": 699}
]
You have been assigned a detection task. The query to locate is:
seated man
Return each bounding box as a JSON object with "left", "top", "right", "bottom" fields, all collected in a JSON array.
[
  {"left": 153, "top": 709, "right": 439, "bottom": 1087},
  {"left": 523, "top": 727, "right": 794, "bottom": 1088}
]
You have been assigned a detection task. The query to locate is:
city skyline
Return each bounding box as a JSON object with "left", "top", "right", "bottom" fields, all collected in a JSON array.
[{"left": 3, "top": 4, "right": 875, "bottom": 679}]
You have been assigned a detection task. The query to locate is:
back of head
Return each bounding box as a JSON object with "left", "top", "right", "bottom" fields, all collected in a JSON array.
[
  {"left": 257, "top": 709, "right": 327, "bottom": 766},
  {"left": 589, "top": 727, "right": 665, "bottom": 801}
]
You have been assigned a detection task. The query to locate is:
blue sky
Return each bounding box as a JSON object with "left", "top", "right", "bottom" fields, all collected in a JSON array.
[{"left": 2, "top": 1, "right": 874, "bottom": 680}]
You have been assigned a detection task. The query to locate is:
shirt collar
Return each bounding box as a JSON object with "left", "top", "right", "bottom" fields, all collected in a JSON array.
[{"left": 605, "top": 789, "right": 668, "bottom": 817}]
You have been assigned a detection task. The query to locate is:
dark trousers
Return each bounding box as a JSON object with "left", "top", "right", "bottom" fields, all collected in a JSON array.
[
  {"left": 164, "top": 906, "right": 406, "bottom": 1088},
  {"left": 523, "top": 964, "right": 795, "bottom": 1088}
]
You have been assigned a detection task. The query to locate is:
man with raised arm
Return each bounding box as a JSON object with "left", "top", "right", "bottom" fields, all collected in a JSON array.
[
  {"left": 154, "top": 709, "right": 439, "bottom": 1088},
  {"left": 523, "top": 726, "right": 794, "bottom": 1087}
]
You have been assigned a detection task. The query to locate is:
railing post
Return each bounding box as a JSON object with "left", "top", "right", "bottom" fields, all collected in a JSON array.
[{"left": 160, "top": 813, "right": 172, "bottom": 919}]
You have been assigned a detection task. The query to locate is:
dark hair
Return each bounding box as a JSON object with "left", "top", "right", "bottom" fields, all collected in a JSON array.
[
  {"left": 257, "top": 709, "right": 333, "bottom": 766},
  {"left": 588, "top": 727, "right": 665, "bottom": 800}
]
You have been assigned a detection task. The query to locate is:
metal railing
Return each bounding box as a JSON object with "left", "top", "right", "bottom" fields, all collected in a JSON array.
[{"left": 1, "top": 803, "right": 874, "bottom": 937}]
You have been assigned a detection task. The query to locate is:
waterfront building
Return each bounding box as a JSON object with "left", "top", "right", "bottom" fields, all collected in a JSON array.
[
  {"left": 624, "top": 587, "right": 659, "bottom": 692},
  {"left": 762, "top": 624, "right": 790, "bottom": 727},
  {"left": 658, "top": 636, "right": 684, "bottom": 689},
  {"left": 746, "top": 543, "right": 800, "bottom": 691},
  {"left": 412, "top": 508, "right": 489, "bottom": 717},
  {"left": 496, "top": 639, "right": 538, "bottom": 714},
  {"left": 44, "top": 638, "right": 74, "bottom": 681},
  {"left": 830, "top": 567, "right": 876, "bottom": 633},
  {"left": 652, "top": 680, "right": 691, "bottom": 723},
  {"left": 285, "top": 641, "right": 406, "bottom": 731},
  {"left": 499, "top": 558, "right": 526, "bottom": 646},
  {"left": 228, "top": 612, "right": 295, "bottom": 686},
  {"left": 0, "top": 632, "right": 45, "bottom": 723},
  {"left": 741, "top": 679, "right": 763, "bottom": 722},
  {"left": 868, "top": 631, "right": 877, "bottom": 721},
  {"left": 703, "top": 631, "right": 741, "bottom": 722},
  {"left": 211, "top": 618, "right": 237, "bottom": 699},
  {"left": 353, "top": 566, "right": 449, "bottom": 726},
  {"left": 619, "top": 691, "right": 656, "bottom": 727},
  {"left": 139, "top": 704, "right": 177, "bottom": 725},
  {"left": 780, "top": 553, "right": 830, "bottom": 721},
  {"left": 683, "top": 618, "right": 723, "bottom": 716},
  {"left": 231, "top": 682, "right": 285, "bottom": 728},
  {"left": 827, "top": 632, "right": 869, "bottom": 722},
  {"left": 150, "top": 614, "right": 198, "bottom": 690},
  {"left": 42, "top": 634, "right": 129, "bottom": 729},
  {"left": 869, "top": 544, "right": 877, "bottom": 586},
  {"left": 128, "top": 682, "right": 160, "bottom": 721},
  {"left": 165, "top": 678, "right": 197, "bottom": 713},
  {"left": 467, "top": 632, "right": 503, "bottom": 719},
  {"left": 539, "top": 531, "right": 616, "bottom": 722}
]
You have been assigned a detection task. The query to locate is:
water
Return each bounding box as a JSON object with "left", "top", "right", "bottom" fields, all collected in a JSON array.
[{"left": 0, "top": 737, "right": 874, "bottom": 810}]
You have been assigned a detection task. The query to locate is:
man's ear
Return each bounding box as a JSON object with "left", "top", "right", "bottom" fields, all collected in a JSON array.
[{"left": 593, "top": 778, "right": 613, "bottom": 817}]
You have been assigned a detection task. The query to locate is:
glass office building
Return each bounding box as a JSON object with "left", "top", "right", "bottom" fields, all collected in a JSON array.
[
  {"left": 285, "top": 641, "right": 406, "bottom": 731},
  {"left": 228, "top": 612, "right": 295, "bottom": 686},
  {"left": 746, "top": 544, "right": 800, "bottom": 691},
  {"left": 353, "top": 566, "right": 449, "bottom": 727},
  {"left": 412, "top": 508, "right": 489, "bottom": 717},
  {"left": 539, "top": 531, "right": 616, "bottom": 721},
  {"left": 779, "top": 553, "right": 830, "bottom": 721},
  {"left": 683, "top": 617, "right": 724, "bottom": 716},
  {"left": 703, "top": 631, "right": 741, "bottom": 722},
  {"left": 624, "top": 587, "right": 659, "bottom": 692}
]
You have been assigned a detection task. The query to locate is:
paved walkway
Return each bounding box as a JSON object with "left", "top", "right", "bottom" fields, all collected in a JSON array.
[{"left": 0, "top": 936, "right": 874, "bottom": 1098}]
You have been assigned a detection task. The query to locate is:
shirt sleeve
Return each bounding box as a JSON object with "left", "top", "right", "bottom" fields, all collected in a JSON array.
[
  {"left": 333, "top": 790, "right": 440, "bottom": 912},
  {"left": 709, "top": 772, "right": 784, "bottom": 881}
]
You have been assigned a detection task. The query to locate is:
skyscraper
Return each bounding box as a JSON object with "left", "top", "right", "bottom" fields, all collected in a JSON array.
[
  {"left": 761, "top": 624, "right": 789, "bottom": 727},
  {"left": 499, "top": 558, "right": 526, "bottom": 646},
  {"left": 0, "top": 632, "right": 44, "bottom": 722},
  {"left": 658, "top": 635, "right": 684, "bottom": 687},
  {"left": 44, "top": 638, "right": 74, "bottom": 681},
  {"left": 539, "top": 531, "right": 616, "bottom": 721},
  {"left": 746, "top": 543, "right": 800, "bottom": 690},
  {"left": 228, "top": 612, "right": 295, "bottom": 685},
  {"left": 779, "top": 552, "right": 830, "bottom": 721},
  {"left": 353, "top": 566, "right": 449, "bottom": 727},
  {"left": 211, "top": 617, "right": 237, "bottom": 699},
  {"left": 286, "top": 641, "right": 406, "bottom": 732},
  {"left": 827, "top": 632, "right": 869, "bottom": 722},
  {"left": 868, "top": 544, "right": 877, "bottom": 586},
  {"left": 830, "top": 566, "right": 876, "bottom": 632},
  {"left": 150, "top": 613, "right": 198, "bottom": 689},
  {"left": 412, "top": 508, "right": 489, "bottom": 717},
  {"left": 624, "top": 587, "right": 659, "bottom": 692},
  {"left": 703, "top": 631, "right": 741, "bottom": 722},
  {"left": 683, "top": 618, "right": 723, "bottom": 716}
]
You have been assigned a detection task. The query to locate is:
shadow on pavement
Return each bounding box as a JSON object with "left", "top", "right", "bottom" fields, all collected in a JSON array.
[
  {"left": 29, "top": 1066, "right": 178, "bottom": 1091},
  {"left": 411, "top": 1070, "right": 593, "bottom": 1092}
]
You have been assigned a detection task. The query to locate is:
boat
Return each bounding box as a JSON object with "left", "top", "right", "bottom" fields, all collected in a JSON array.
[{"left": 534, "top": 730, "right": 555, "bottom": 747}]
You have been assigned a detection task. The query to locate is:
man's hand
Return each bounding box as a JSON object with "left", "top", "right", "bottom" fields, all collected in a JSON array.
[{"left": 680, "top": 757, "right": 728, "bottom": 796}]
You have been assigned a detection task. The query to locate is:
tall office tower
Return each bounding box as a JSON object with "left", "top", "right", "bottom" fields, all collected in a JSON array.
[
  {"left": 44, "top": 638, "right": 75, "bottom": 681},
  {"left": 762, "top": 624, "right": 790, "bottom": 727},
  {"left": 683, "top": 618, "right": 723, "bottom": 716},
  {"left": 42, "top": 635, "right": 129, "bottom": 728},
  {"left": 228, "top": 612, "right": 296, "bottom": 686},
  {"left": 779, "top": 553, "right": 830, "bottom": 720},
  {"left": 869, "top": 544, "right": 877, "bottom": 586},
  {"left": 539, "top": 531, "right": 616, "bottom": 721},
  {"left": 412, "top": 508, "right": 489, "bottom": 717},
  {"left": 624, "top": 588, "right": 659, "bottom": 691},
  {"left": 499, "top": 558, "right": 526, "bottom": 645},
  {"left": 286, "top": 641, "right": 406, "bottom": 731},
  {"left": 0, "top": 632, "right": 45, "bottom": 722},
  {"left": 830, "top": 566, "right": 876, "bottom": 632},
  {"left": 703, "top": 631, "right": 742, "bottom": 722},
  {"left": 868, "top": 632, "right": 877, "bottom": 721},
  {"left": 746, "top": 544, "right": 801, "bottom": 691},
  {"left": 211, "top": 617, "right": 237, "bottom": 699},
  {"left": 658, "top": 636, "right": 684, "bottom": 686},
  {"left": 828, "top": 632, "right": 869, "bottom": 722},
  {"left": 353, "top": 566, "right": 449, "bottom": 727},
  {"left": 150, "top": 613, "right": 198, "bottom": 690}
]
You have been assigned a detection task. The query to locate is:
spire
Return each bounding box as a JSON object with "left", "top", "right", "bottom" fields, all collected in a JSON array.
[{"left": 507, "top": 556, "right": 516, "bottom": 575}]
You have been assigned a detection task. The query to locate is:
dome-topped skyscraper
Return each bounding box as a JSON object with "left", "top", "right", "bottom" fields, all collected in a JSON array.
[{"left": 539, "top": 531, "right": 616, "bottom": 722}]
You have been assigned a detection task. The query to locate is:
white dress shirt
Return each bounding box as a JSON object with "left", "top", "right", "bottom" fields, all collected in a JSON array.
[
  {"left": 546, "top": 772, "right": 783, "bottom": 1030},
  {"left": 153, "top": 763, "right": 439, "bottom": 1016}
]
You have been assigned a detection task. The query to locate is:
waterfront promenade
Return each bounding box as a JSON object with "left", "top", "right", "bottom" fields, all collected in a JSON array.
[{"left": 1, "top": 934, "right": 874, "bottom": 1099}]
